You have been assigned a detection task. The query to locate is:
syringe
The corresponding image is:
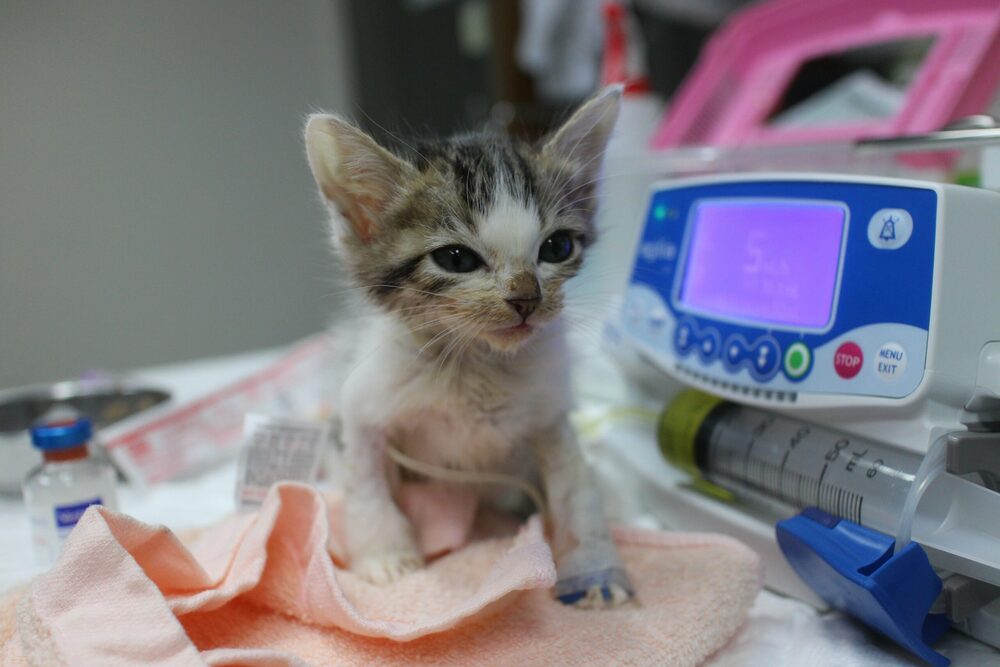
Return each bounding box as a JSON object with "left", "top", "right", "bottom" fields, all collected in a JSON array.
[{"left": 658, "top": 390, "right": 925, "bottom": 538}]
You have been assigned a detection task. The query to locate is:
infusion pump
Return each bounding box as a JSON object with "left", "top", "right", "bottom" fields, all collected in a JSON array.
[{"left": 613, "top": 173, "right": 1000, "bottom": 664}]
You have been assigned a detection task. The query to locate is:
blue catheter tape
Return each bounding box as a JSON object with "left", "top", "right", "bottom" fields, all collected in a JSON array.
[
  {"left": 554, "top": 567, "right": 633, "bottom": 605},
  {"left": 776, "top": 508, "right": 951, "bottom": 667}
]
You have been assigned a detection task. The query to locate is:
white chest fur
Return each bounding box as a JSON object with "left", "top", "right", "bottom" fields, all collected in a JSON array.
[{"left": 339, "top": 314, "right": 572, "bottom": 472}]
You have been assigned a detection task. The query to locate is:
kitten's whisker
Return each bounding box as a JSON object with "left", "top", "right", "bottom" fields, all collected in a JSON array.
[
  {"left": 428, "top": 320, "right": 474, "bottom": 386},
  {"left": 575, "top": 264, "right": 632, "bottom": 276},
  {"left": 567, "top": 290, "right": 620, "bottom": 304},
  {"left": 334, "top": 308, "right": 471, "bottom": 382},
  {"left": 561, "top": 310, "right": 615, "bottom": 327},
  {"left": 562, "top": 318, "right": 612, "bottom": 351},
  {"left": 452, "top": 322, "right": 487, "bottom": 373},
  {"left": 414, "top": 317, "right": 469, "bottom": 361},
  {"left": 321, "top": 281, "right": 483, "bottom": 308},
  {"left": 365, "top": 284, "right": 467, "bottom": 302},
  {"left": 430, "top": 305, "right": 494, "bottom": 382},
  {"left": 406, "top": 315, "right": 469, "bottom": 337},
  {"left": 407, "top": 309, "right": 482, "bottom": 336}
]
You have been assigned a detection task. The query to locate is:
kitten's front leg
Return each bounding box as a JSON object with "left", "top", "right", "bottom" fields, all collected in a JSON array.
[
  {"left": 340, "top": 421, "right": 423, "bottom": 584},
  {"left": 534, "top": 419, "right": 633, "bottom": 608}
]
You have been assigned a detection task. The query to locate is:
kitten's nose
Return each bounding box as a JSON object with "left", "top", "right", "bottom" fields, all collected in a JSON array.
[
  {"left": 506, "top": 272, "right": 541, "bottom": 320},
  {"left": 506, "top": 297, "right": 539, "bottom": 319}
]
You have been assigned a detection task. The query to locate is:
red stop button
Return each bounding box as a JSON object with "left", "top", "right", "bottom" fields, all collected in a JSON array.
[{"left": 834, "top": 342, "right": 864, "bottom": 379}]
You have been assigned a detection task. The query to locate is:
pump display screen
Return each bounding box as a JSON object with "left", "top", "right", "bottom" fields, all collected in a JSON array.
[{"left": 678, "top": 200, "right": 846, "bottom": 329}]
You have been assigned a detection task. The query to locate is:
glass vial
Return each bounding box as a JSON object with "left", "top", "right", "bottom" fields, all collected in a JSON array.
[{"left": 22, "top": 415, "right": 118, "bottom": 565}]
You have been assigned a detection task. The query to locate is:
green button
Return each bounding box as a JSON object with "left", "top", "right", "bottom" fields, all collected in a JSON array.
[{"left": 784, "top": 342, "right": 811, "bottom": 378}]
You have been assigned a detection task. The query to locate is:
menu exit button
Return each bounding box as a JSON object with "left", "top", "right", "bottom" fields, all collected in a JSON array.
[
  {"left": 834, "top": 342, "right": 863, "bottom": 379},
  {"left": 876, "top": 342, "right": 907, "bottom": 381}
]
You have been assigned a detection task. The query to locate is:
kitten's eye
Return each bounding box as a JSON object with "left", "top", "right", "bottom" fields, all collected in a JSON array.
[
  {"left": 538, "top": 231, "right": 575, "bottom": 263},
  {"left": 430, "top": 245, "right": 484, "bottom": 273}
]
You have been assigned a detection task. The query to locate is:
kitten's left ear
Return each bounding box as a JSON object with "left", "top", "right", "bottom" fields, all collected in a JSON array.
[
  {"left": 541, "top": 85, "right": 622, "bottom": 181},
  {"left": 305, "top": 114, "right": 415, "bottom": 244}
]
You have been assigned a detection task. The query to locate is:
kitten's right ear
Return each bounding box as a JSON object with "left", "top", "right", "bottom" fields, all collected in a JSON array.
[{"left": 305, "top": 115, "right": 414, "bottom": 243}]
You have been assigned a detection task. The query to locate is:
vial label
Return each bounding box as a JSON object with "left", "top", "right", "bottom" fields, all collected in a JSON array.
[
  {"left": 29, "top": 496, "right": 103, "bottom": 565},
  {"left": 54, "top": 496, "right": 102, "bottom": 538}
]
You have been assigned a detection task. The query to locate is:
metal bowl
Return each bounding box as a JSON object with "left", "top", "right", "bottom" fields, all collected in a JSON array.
[{"left": 0, "top": 379, "right": 171, "bottom": 493}]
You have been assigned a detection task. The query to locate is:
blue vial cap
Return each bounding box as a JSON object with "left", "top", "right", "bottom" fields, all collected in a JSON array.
[{"left": 30, "top": 417, "right": 93, "bottom": 451}]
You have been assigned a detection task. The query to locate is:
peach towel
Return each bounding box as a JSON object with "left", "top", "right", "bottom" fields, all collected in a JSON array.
[{"left": 1, "top": 483, "right": 761, "bottom": 666}]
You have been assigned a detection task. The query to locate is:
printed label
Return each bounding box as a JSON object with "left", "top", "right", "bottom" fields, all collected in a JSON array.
[
  {"left": 54, "top": 497, "right": 102, "bottom": 530},
  {"left": 235, "top": 414, "right": 327, "bottom": 509}
]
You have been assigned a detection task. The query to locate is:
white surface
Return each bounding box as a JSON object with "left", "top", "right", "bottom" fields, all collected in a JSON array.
[{"left": 2, "top": 341, "right": 999, "bottom": 666}]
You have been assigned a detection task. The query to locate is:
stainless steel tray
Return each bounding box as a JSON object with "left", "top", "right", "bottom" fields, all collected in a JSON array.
[{"left": 0, "top": 379, "right": 171, "bottom": 493}]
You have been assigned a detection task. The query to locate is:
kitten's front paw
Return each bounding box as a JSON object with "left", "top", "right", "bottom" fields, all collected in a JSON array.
[
  {"left": 353, "top": 550, "right": 424, "bottom": 585},
  {"left": 570, "top": 583, "right": 633, "bottom": 610}
]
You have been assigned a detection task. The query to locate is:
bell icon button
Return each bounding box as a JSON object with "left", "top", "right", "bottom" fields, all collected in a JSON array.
[{"left": 867, "top": 209, "right": 913, "bottom": 250}]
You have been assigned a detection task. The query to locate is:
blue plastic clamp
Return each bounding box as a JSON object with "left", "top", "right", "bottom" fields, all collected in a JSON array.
[{"left": 776, "top": 508, "right": 951, "bottom": 667}]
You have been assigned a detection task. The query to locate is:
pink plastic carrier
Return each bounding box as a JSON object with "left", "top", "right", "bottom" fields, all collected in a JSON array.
[{"left": 651, "top": 0, "right": 1000, "bottom": 150}]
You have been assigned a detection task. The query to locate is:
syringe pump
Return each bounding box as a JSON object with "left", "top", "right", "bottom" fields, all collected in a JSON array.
[{"left": 614, "top": 173, "right": 1000, "bottom": 666}]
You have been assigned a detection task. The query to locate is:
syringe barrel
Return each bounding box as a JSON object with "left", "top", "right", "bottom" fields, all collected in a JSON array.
[{"left": 659, "top": 391, "right": 925, "bottom": 536}]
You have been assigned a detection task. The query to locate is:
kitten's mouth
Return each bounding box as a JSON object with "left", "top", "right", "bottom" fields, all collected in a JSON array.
[{"left": 491, "top": 322, "right": 535, "bottom": 339}]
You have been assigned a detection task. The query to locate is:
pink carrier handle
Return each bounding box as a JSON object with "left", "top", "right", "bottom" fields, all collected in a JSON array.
[{"left": 650, "top": 0, "right": 1000, "bottom": 151}]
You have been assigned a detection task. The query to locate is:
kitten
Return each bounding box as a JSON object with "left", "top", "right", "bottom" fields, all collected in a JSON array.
[{"left": 304, "top": 87, "right": 631, "bottom": 607}]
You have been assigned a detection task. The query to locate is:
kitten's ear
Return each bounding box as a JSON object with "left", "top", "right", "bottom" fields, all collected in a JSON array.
[
  {"left": 305, "top": 114, "right": 414, "bottom": 243},
  {"left": 541, "top": 85, "right": 622, "bottom": 179}
]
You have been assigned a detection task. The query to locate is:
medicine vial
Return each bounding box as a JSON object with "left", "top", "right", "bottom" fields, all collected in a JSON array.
[{"left": 22, "top": 415, "right": 119, "bottom": 565}]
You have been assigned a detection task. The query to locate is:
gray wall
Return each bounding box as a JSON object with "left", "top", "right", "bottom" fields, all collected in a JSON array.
[{"left": 0, "top": 0, "right": 356, "bottom": 387}]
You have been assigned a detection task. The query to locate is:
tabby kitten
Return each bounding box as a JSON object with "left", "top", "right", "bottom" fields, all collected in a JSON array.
[{"left": 305, "top": 87, "right": 631, "bottom": 607}]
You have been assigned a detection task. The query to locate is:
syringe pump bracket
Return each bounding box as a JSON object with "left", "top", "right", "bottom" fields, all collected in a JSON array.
[
  {"left": 777, "top": 508, "right": 951, "bottom": 667},
  {"left": 947, "top": 432, "right": 1000, "bottom": 491}
]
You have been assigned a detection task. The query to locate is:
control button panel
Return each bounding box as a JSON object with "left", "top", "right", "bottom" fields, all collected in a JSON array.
[
  {"left": 621, "top": 173, "right": 936, "bottom": 400},
  {"left": 675, "top": 320, "right": 696, "bottom": 355},
  {"left": 621, "top": 282, "right": 926, "bottom": 397},
  {"left": 784, "top": 342, "right": 812, "bottom": 380},
  {"left": 834, "top": 342, "right": 864, "bottom": 379},
  {"left": 749, "top": 337, "right": 780, "bottom": 381},
  {"left": 719, "top": 334, "right": 781, "bottom": 381},
  {"left": 876, "top": 342, "right": 907, "bottom": 381},
  {"left": 675, "top": 319, "right": 721, "bottom": 362},
  {"left": 867, "top": 208, "right": 913, "bottom": 250},
  {"left": 697, "top": 330, "right": 720, "bottom": 362},
  {"left": 722, "top": 336, "right": 746, "bottom": 371}
]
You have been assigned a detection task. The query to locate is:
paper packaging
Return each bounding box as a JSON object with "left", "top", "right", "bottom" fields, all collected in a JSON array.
[
  {"left": 100, "top": 334, "right": 341, "bottom": 486},
  {"left": 235, "top": 414, "right": 327, "bottom": 509}
]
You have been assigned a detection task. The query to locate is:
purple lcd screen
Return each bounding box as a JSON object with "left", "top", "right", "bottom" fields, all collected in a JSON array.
[{"left": 678, "top": 200, "right": 846, "bottom": 329}]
